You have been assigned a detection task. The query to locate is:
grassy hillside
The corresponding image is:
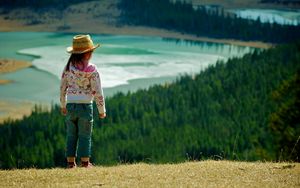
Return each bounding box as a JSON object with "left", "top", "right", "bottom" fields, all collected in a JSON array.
[{"left": 0, "top": 161, "right": 299, "bottom": 187}]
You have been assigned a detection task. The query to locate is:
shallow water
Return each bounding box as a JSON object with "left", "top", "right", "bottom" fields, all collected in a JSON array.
[{"left": 0, "top": 32, "right": 255, "bottom": 104}]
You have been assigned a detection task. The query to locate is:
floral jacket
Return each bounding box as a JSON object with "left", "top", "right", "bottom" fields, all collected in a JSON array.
[{"left": 60, "top": 63, "right": 106, "bottom": 114}]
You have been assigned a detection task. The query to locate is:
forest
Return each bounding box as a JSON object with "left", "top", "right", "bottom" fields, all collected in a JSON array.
[
  {"left": 0, "top": 42, "right": 299, "bottom": 169},
  {"left": 118, "top": 0, "right": 300, "bottom": 43}
]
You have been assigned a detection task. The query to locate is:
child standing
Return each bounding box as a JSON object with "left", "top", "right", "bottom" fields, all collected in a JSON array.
[{"left": 60, "top": 34, "right": 106, "bottom": 168}]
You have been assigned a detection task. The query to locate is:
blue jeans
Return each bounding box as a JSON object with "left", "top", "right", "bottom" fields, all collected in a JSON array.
[{"left": 65, "top": 103, "right": 93, "bottom": 158}]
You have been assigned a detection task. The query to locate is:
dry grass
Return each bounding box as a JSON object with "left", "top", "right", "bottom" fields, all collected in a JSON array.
[{"left": 0, "top": 161, "right": 299, "bottom": 188}]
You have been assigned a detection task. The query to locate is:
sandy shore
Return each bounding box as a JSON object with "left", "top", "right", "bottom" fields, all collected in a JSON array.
[
  {"left": 0, "top": 80, "right": 12, "bottom": 85},
  {"left": 0, "top": 100, "right": 51, "bottom": 124},
  {"left": 0, "top": 59, "right": 32, "bottom": 85},
  {"left": 0, "top": 100, "right": 34, "bottom": 124},
  {"left": 0, "top": 59, "right": 32, "bottom": 74}
]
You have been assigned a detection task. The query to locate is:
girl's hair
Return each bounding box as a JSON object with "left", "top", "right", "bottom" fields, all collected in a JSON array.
[{"left": 66, "top": 53, "right": 85, "bottom": 71}]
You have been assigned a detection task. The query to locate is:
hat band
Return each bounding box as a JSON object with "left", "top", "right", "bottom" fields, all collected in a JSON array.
[{"left": 73, "top": 46, "right": 94, "bottom": 52}]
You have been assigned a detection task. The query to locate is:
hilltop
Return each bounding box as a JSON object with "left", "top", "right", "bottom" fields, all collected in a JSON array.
[{"left": 0, "top": 161, "right": 299, "bottom": 187}]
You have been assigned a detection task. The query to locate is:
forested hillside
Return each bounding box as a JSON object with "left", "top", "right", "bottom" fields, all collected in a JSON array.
[
  {"left": 0, "top": 42, "right": 299, "bottom": 169},
  {"left": 118, "top": 0, "right": 300, "bottom": 43}
]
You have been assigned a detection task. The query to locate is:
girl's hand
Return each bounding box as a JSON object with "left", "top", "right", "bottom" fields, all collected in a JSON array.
[
  {"left": 61, "top": 108, "right": 67, "bottom": 116},
  {"left": 99, "top": 113, "right": 106, "bottom": 119}
]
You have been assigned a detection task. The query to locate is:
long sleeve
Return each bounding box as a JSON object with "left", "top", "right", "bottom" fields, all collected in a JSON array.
[
  {"left": 90, "top": 69, "right": 106, "bottom": 114},
  {"left": 60, "top": 69, "right": 68, "bottom": 108}
]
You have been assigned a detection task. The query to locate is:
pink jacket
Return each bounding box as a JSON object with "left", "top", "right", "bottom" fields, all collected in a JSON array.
[{"left": 60, "top": 63, "right": 106, "bottom": 114}]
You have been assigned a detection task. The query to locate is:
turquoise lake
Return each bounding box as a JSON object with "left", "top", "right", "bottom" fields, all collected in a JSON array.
[
  {"left": 0, "top": 32, "right": 256, "bottom": 104},
  {"left": 229, "top": 8, "right": 300, "bottom": 26}
]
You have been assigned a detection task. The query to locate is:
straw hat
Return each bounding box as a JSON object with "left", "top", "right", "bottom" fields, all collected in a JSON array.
[{"left": 67, "top": 34, "right": 100, "bottom": 54}]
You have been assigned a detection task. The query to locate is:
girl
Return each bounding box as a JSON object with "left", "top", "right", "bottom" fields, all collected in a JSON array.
[{"left": 60, "top": 34, "right": 106, "bottom": 168}]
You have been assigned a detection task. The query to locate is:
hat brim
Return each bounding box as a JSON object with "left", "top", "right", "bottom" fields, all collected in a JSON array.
[{"left": 66, "top": 44, "right": 100, "bottom": 54}]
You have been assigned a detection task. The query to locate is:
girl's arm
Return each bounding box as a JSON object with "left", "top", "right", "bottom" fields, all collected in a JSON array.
[
  {"left": 91, "top": 69, "right": 106, "bottom": 116},
  {"left": 60, "top": 69, "right": 68, "bottom": 111}
]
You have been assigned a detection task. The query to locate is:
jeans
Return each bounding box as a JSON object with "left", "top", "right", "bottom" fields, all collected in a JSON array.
[{"left": 65, "top": 103, "right": 93, "bottom": 158}]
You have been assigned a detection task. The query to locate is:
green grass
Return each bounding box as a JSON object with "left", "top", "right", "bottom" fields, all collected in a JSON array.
[{"left": 0, "top": 161, "right": 299, "bottom": 187}]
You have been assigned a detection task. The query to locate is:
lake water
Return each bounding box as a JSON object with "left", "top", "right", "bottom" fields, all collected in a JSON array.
[
  {"left": 228, "top": 9, "right": 300, "bottom": 26},
  {"left": 0, "top": 32, "right": 255, "bottom": 104}
]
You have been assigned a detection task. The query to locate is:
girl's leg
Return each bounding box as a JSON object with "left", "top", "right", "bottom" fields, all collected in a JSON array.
[
  {"left": 67, "top": 157, "right": 76, "bottom": 163},
  {"left": 77, "top": 118, "right": 93, "bottom": 159},
  {"left": 66, "top": 104, "right": 78, "bottom": 159},
  {"left": 66, "top": 119, "right": 78, "bottom": 158},
  {"left": 77, "top": 104, "right": 93, "bottom": 164}
]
